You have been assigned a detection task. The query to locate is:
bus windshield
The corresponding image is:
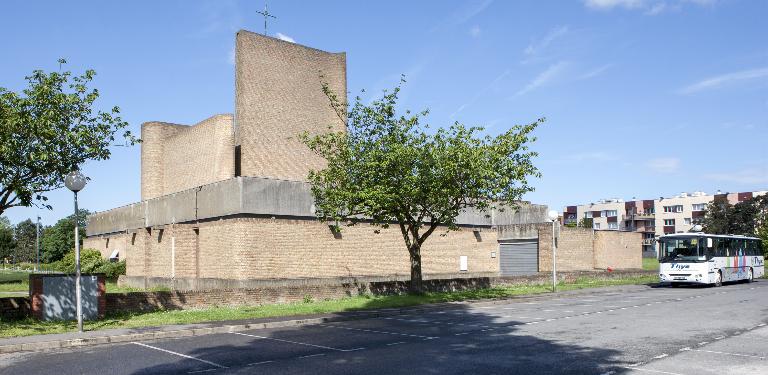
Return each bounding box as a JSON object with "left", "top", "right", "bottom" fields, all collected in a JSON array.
[{"left": 659, "top": 237, "right": 705, "bottom": 262}]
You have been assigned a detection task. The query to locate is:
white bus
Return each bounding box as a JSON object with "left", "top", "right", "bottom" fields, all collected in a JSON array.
[{"left": 658, "top": 233, "right": 765, "bottom": 286}]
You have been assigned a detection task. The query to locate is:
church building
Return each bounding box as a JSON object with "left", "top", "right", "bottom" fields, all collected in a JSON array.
[{"left": 84, "top": 30, "right": 549, "bottom": 289}]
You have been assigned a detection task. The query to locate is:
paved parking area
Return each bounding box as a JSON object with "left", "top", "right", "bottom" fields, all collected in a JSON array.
[{"left": 1, "top": 281, "right": 767, "bottom": 374}]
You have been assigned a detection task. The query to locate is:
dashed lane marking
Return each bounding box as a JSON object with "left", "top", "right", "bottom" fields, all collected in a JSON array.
[
  {"left": 324, "top": 324, "right": 437, "bottom": 340},
  {"left": 131, "top": 342, "right": 228, "bottom": 370},
  {"left": 246, "top": 361, "right": 274, "bottom": 366},
  {"left": 232, "top": 332, "right": 363, "bottom": 352},
  {"left": 621, "top": 367, "right": 685, "bottom": 375},
  {"left": 687, "top": 349, "right": 765, "bottom": 359}
]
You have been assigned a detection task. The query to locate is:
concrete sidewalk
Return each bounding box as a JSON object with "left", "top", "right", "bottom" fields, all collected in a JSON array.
[{"left": 0, "top": 284, "right": 652, "bottom": 354}]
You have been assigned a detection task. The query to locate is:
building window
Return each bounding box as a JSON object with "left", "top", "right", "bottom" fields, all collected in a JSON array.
[
  {"left": 594, "top": 223, "right": 601, "bottom": 230},
  {"left": 584, "top": 211, "right": 591, "bottom": 219},
  {"left": 664, "top": 219, "right": 675, "bottom": 226},
  {"left": 663, "top": 205, "right": 683, "bottom": 213},
  {"left": 608, "top": 222, "right": 618, "bottom": 229},
  {"left": 684, "top": 218, "right": 691, "bottom": 225},
  {"left": 646, "top": 207, "right": 655, "bottom": 214},
  {"left": 605, "top": 210, "right": 618, "bottom": 217},
  {"left": 692, "top": 203, "right": 706, "bottom": 211}
]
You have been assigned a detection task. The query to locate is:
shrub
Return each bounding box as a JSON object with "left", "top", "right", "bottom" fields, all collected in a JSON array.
[
  {"left": 55, "top": 249, "right": 126, "bottom": 279},
  {"left": 96, "top": 260, "right": 126, "bottom": 279}
]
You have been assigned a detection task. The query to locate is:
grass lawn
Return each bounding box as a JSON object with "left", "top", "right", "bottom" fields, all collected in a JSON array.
[
  {"left": 0, "top": 274, "right": 657, "bottom": 338},
  {"left": 0, "top": 271, "right": 169, "bottom": 297},
  {"left": 0, "top": 271, "right": 29, "bottom": 297},
  {"left": 642, "top": 258, "right": 659, "bottom": 271}
]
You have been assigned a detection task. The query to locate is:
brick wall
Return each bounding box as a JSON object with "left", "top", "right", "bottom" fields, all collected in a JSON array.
[
  {"left": 0, "top": 297, "right": 30, "bottom": 320},
  {"left": 0, "top": 270, "right": 656, "bottom": 320},
  {"left": 594, "top": 231, "right": 642, "bottom": 269},
  {"left": 506, "top": 223, "right": 641, "bottom": 272},
  {"left": 235, "top": 30, "right": 347, "bottom": 182},
  {"left": 141, "top": 115, "right": 234, "bottom": 200},
  {"left": 84, "top": 217, "right": 499, "bottom": 281}
]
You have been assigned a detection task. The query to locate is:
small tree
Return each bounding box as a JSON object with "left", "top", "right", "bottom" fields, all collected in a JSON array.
[
  {"left": 301, "top": 79, "right": 542, "bottom": 293},
  {"left": 0, "top": 217, "right": 14, "bottom": 262},
  {"left": 41, "top": 209, "right": 90, "bottom": 263},
  {"left": 12, "top": 219, "right": 37, "bottom": 263},
  {"left": 703, "top": 200, "right": 732, "bottom": 234},
  {"left": 578, "top": 218, "right": 593, "bottom": 229},
  {"left": 0, "top": 59, "right": 137, "bottom": 216}
]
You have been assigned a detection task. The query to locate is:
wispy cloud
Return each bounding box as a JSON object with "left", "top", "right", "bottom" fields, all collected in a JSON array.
[
  {"left": 705, "top": 167, "right": 768, "bottom": 185},
  {"left": 565, "top": 152, "right": 619, "bottom": 162},
  {"left": 584, "top": 0, "right": 717, "bottom": 14},
  {"left": 646, "top": 157, "right": 680, "bottom": 173},
  {"left": 577, "top": 64, "right": 613, "bottom": 80},
  {"left": 514, "top": 61, "right": 569, "bottom": 97},
  {"left": 227, "top": 45, "right": 236, "bottom": 65},
  {"left": 431, "top": 0, "right": 493, "bottom": 32},
  {"left": 451, "top": 69, "right": 511, "bottom": 119},
  {"left": 584, "top": 0, "right": 645, "bottom": 10},
  {"left": 275, "top": 32, "right": 296, "bottom": 43},
  {"left": 524, "top": 25, "right": 569, "bottom": 58},
  {"left": 469, "top": 25, "right": 481, "bottom": 37},
  {"left": 678, "top": 67, "right": 768, "bottom": 94},
  {"left": 450, "top": 0, "right": 494, "bottom": 25}
]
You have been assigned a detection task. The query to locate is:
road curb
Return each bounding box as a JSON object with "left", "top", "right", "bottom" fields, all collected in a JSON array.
[{"left": 0, "top": 283, "right": 656, "bottom": 354}]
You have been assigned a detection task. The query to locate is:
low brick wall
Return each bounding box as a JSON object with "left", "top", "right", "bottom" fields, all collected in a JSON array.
[
  {"left": 0, "top": 297, "right": 30, "bottom": 320},
  {"left": 106, "top": 277, "right": 493, "bottom": 314},
  {"left": 2, "top": 271, "right": 657, "bottom": 319},
  {"left": 493, "top": 270, "right": 655, "bottom": 287}
]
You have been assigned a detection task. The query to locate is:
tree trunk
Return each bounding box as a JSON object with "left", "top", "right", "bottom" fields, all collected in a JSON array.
[{"left": 409, "top": 244, "right": 424, "bottom": 294}]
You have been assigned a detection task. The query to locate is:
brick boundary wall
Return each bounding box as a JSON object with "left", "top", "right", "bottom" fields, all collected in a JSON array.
[
  {"left": 0, "top": 297, "right": 30, "bottom": 320},
  {"left": 27, "top": 274, "right": 107, "bottom": 320},
  {"left": 1, "top": 271, "right": 658, "bottom": 320}
]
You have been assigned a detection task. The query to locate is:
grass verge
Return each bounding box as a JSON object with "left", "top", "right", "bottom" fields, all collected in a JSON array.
[
  {"left": 642, "top": 258, "right": 659, "bottom": 271},
  {"left": 0, "top": 275, "right": 657, "bottom": 338}
]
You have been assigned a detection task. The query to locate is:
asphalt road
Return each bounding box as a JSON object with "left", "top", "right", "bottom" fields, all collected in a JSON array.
[{"left": 2, "top": 281, "right": 767, "bottom": 375}]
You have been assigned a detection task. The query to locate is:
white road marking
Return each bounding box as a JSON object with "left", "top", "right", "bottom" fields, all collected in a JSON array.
[
  {"left": 324, "top": 325, "right": 436, "bottom": 339},
  {"left": 131, "top": 342, "right": 228, "bottom": 369},
  {"left": 688, "top": 349, "right": 765, "bottom": 359},
  {"left": 299, "top": 353, "right": 326, "bottom": 359},
  {"left": 188, "top": 369, "right": 220, "bottom": 374},
  {"left": 622, "top": 367, "right": 685, "bottom": 375},
  {"left": 233, "top": 332, "right": 362, "bottom": 352},
  {"left": 246, "top": 361, "right": 275, "bottom": 366},
  {"left": 652, "top": 353, "right": 668, "bottom": 359},
  {"left": 698, "top": 342, "right": 708, "bottom": 346},
  {"left": 387, "top": 341, "right": 407, "bottom": 346}
]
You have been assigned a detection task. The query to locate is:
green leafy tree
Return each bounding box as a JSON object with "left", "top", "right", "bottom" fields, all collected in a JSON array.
[
  {"left": 40, "top": 208, "right": 89, "bottom": 263},
  {"left": 0, "top": 59, "right": 137, "bottom": 216},
  {"left": 578, "top": 218, "right": 593, "bottom": 229},
  {"left": 0, "top": 217, "right": 14, "bottom": 262},
  {"left": 301, "top": 79, "right": 542, "bottom": 293},
  {"left": 703, "top": 195, "right": 768, "bottom": 235},
  {"left": 12, "top": 219, "right": 37, "bottom": 263},
  {"left": 703, "top": 200, "right": 732, "bottom": 234}
]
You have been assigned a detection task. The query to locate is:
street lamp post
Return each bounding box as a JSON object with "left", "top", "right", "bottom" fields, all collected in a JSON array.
[
  {"left": 64, "top": 171, "right": 87, "bottom": 333},
  {"left": 548, "top": 210, "right": 559, "bottom": 293},
  {"left": 35, "top": 216, "right": 40, "bottom": 272}
]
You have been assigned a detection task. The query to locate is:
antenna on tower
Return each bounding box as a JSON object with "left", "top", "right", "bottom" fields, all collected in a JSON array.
[{"left": 256, "top": 1, "right": 277, "bottom": 36}]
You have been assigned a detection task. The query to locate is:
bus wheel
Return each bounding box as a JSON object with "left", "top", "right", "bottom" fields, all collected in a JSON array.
[
  {"left": 747, "top": 268, "right": 754, "bottom": 283},
  {"left": 715, "top": 271, "right": 723, "bottom": 287}
]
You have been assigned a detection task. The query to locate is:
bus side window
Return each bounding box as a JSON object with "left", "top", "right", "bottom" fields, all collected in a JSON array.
[{"left": 716, "top": 239, "right": 727, "bottom": 257}]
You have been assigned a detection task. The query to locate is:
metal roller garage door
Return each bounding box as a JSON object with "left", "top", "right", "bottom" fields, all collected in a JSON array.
[{"left": 499, "top": 240, "right": 538, "bottom": 276}]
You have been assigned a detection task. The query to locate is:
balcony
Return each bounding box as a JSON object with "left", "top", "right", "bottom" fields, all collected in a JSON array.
[
  {"left": 642, "top": 238, "right": 656, "bottom": 245},
  {"left": 624, "top": 213, "right": 655, "bottom": 220}
]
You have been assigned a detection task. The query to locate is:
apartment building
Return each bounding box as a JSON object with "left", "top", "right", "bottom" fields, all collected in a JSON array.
[{"left": 563, "top": 190, "right": 767, "bottom": 257}]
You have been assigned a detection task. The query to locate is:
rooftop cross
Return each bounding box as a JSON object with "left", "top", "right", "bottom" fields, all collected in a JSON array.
[{"left": 255, "top": 2, "right": 276, "bottom": 36}]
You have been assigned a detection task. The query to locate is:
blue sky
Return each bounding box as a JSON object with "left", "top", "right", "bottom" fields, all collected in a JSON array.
[{"left": 2, "top": 0, "right": 767, "bottom": 225}]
